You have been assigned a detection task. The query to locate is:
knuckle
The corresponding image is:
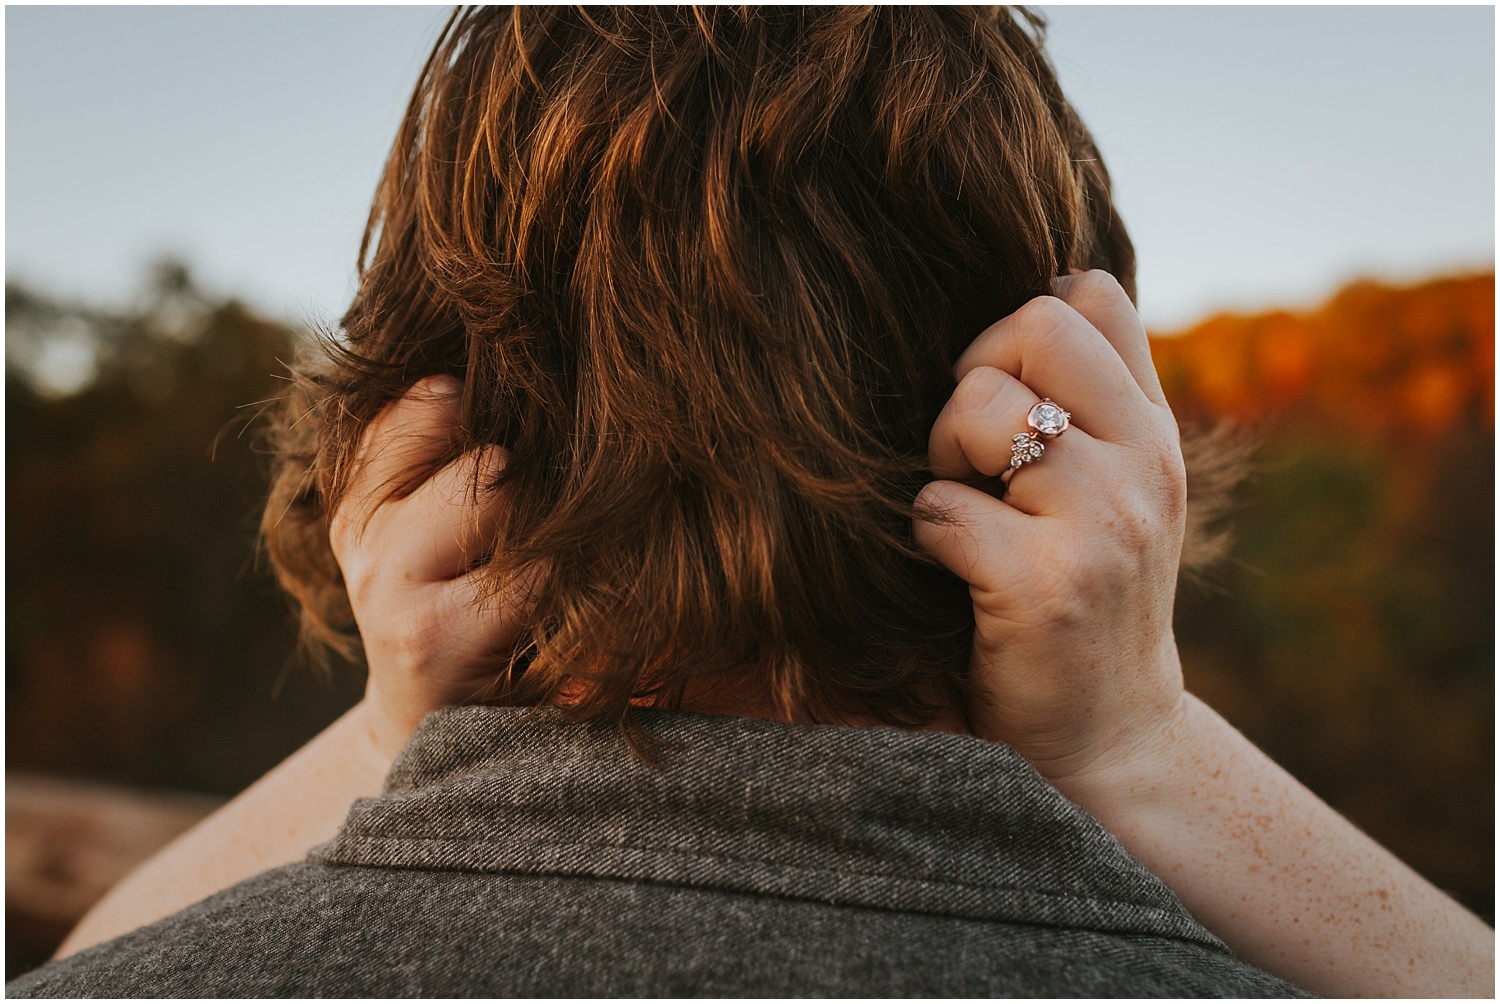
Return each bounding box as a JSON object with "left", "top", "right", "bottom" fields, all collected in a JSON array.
[
  {"left": 399, "top": 608, "right": 447, "bottom": 657},
  {"left": 1148, "top": 433, "right": 1190, "bottom": 519},
  {"left": 1026, "top": 589, "right": 1087, "bottom": 632},
  {"left": 952, "top": 365, "right": 1009, "bottom": 416},
  {"left": 394, "top": 375, "right": 462, "bottom": 422},
  {"left": 1015, "top": 294, "right": 1075, "bottom": 337},
  {"left": 1116, "top": 482, "right": 1162, "bottom": 532},
  {"left": 1072, "top": 268, "right": 1125, "bottom": 301},
  {"left": 1160, "top": 452, "right": 1189, "bottom": 514},
  {"left": 328, "top": 497, "right": 382, "bottom": 568},
  {"left": 365, "top": 607, "right": 441, "bottom": 671},
  {"left": 1008, "top": 556, "right": 1092, "bottom": 628},
  {"left": 339, "top": 556, "right": 381, "bottom": 611},
  {"left": 411, "top": 373, "right": 462, "bottom": 399},
  {"left": 328, "top": 511, "right": 355, "bottom": 562},
  {"left": 1097, "top": 482, "right": 1179, "bottom": 576}
]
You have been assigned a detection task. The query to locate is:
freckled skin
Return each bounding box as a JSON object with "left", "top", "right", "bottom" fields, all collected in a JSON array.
[
  {"left": 916, "top": 275, "right": 1494, "bottom": 998},
  {"left": 1055, "top": 695, "right": 1493, "bottom": 998}
]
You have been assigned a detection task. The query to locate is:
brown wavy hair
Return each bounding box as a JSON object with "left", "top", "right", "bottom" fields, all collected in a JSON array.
[{"left": 262, "top": 6, "right": 1237, "bottom": 734}]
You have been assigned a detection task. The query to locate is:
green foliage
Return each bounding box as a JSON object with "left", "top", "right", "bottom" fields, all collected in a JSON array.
[{"left": 1177, "top": 430, "right": 1493, "bottom": 917}]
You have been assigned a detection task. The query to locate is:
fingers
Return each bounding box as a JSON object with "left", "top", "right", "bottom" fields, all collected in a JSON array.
[
  {"left": 953, "top": 274, "right": 1156, "bottom": 442},
  {"left": 920, "top": 272, "right": 1176, "bottom": 577},
  {"left": 929, "top": 366, "right": 1038, "bottom": 480},
  {"left": 953, "top": 292, "right": 1145, "bottom": 440},
  {"left": 440, "top": 558, "right": 546, "bottom": 658},
  {"left": 336, "top": 375, "right": 466, "bottom": 539},
  {"left": 1050, "top": 270, "right": 1167, "bottom": 407},
  {"left": 926, "top": 364, "right": 1105, "bottom": 515},
  {"left": 912, "top": 479, "right": 1035, "bottom": 598},
  {"left": 372, "top": 444, "right": 509, "bottom": 584}
]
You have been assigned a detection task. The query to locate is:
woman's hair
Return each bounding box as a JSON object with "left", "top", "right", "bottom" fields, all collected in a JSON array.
[{"left": 263, "top": 6, "right": 1235, "bottom": 734}]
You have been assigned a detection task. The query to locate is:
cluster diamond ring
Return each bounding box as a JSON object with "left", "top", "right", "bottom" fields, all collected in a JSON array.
[{"left": 997, "top": 398, "right": 1069, "bottom": 499}]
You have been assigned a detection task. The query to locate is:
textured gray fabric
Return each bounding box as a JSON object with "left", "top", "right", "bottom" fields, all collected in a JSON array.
[{"left": 9, "top": 707, "right": 1313, "bottom": 998}]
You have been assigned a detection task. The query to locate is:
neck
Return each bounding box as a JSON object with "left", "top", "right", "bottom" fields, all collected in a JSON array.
[{"left": 667, "top": 676, "right": 975, "bottom": 737}]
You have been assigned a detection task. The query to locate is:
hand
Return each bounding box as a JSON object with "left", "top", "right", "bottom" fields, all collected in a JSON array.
[
  {"left": 913, "top": 271, "right": 1188, "bottom": 790},
  {"left": 913, "top": 274, "right": 1497, "bottom": 998},
  {"left": 329, "top": 376, "right": 532, "bottom": 757}
]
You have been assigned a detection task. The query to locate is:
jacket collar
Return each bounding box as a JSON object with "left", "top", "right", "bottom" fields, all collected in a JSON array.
[{"left": 314, "top": 705, "right": 1223, "bottom": 949}]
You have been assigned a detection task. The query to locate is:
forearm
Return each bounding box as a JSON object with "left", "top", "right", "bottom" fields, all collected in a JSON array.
[
  {"left": 1056, "top": 693, "right": 1493, "bottom": 998},
  {"left": 55, "top": 700, "right": 392, "bottom": 960}
]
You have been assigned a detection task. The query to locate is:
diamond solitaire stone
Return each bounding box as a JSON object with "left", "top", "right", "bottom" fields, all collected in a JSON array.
[{"left": 1027, "top": 400, "right": 1069, "bottom": 437}]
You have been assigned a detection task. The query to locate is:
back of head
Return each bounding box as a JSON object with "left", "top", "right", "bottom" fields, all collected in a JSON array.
[{"left": 265, "top": 6, "right": 1138, "bottom": 731}]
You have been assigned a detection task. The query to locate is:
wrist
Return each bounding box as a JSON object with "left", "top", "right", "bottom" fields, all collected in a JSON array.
[
  {"left": 1045, "top": 691, "right": 1212, "bottom": 822},
  {"left": 980, "top": 631, "right": 1189, "bottom": 793}
]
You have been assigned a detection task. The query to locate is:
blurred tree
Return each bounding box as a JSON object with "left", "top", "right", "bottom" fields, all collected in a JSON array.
[
  {"left": 6, "top": 263, "right": 363, "bottom": 795},
  {"left": 1156, "top": 272, "right": 1494, "bottom": 919}
]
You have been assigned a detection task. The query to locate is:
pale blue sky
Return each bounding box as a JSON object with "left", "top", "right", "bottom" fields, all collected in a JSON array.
[{"left": 6, "top": 5, "right": 1494, "bottom": 333}]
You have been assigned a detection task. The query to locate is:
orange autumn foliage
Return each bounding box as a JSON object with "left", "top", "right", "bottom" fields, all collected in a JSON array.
[
  {"left": 1150, "top": 272, "right": 1495, "bottom": 437},
  {"left": 1151, "top": 270, "right": 1494, "bottom": 921}
]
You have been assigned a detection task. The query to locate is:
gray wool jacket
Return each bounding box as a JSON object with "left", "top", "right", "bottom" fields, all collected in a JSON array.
[{"left": 9, "top": 706, "right": 1311, "bottom": 998}]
